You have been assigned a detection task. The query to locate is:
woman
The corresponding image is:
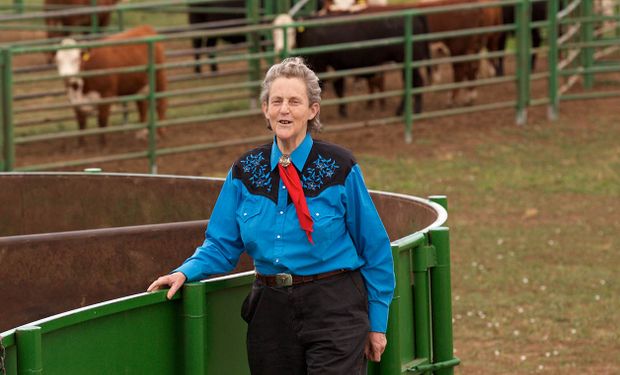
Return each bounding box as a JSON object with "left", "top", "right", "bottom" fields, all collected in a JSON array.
[{"left": 148, "top": 57, "right": 394, "bottom": 374}]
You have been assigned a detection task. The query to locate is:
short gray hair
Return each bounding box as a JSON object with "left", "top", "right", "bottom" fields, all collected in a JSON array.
[{"left": 260, "top": 57, "right": 322, "bottom": 132}]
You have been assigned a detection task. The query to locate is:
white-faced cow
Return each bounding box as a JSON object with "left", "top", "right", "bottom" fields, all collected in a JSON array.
[
  {"left": 273, "top": 13, "right": 430, "bottom": 117},
  {"left": 55, "top": 25, "right": 167, "bottom": 146}
]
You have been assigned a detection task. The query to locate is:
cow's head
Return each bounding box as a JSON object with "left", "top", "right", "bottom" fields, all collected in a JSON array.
[
  {"left": 273, "top": 14, "right": 297, "bottom": 55},
  {"left": 55, "top": 39, "right": 95, "bottom": 111}
]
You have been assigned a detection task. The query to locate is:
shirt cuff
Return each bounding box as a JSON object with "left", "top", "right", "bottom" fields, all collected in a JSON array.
[
  {"left": 368, "top": 301, "right": 389, "bottom": 333},
  {"left": 173, "top": 262, "right": 201, "bottom": 283}
]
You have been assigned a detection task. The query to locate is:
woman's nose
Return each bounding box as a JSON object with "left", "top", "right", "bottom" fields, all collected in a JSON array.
[{"left": 279, "top": 100, "right": 290, "bottom": 112}]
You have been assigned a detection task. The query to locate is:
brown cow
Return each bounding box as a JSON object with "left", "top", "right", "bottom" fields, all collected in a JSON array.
[
  {"left": 413, "top": 0, "right": 503, "bottom": 106},
  {"left": 55, "top": 25, "right": 167, "bottom": 146},
  {"left": 44, "top": 0, "right": 120, "bottom": 39}
]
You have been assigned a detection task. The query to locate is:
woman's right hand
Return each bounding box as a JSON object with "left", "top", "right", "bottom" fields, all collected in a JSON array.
[{"left": 147, "top": 272, "right": 187, "bottom": 300}]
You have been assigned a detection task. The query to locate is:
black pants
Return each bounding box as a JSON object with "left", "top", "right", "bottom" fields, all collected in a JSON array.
[{"left": 241, "top": 270, "right": 369, "bottom": 375}]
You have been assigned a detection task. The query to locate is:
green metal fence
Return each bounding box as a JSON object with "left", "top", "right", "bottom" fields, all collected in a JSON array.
[
  {"left": 0, "top": 192, "right": 457, "bottom": 375},
  {"left": 0, "top": 0, "right": 618, "bottom": 173}
]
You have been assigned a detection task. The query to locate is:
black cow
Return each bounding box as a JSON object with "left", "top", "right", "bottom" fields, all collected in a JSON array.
[
  {"left": 496, "top": 1, "right": 549, "bottom": 76},
  {"left": 188, "top": 0, "right": 250, "bottom": 73},
  {"left": 275, "top": 13, "right": 430, "bottom": 117},
  {"left": 188, "top": 1, "right": 321, "bottom": 74}
]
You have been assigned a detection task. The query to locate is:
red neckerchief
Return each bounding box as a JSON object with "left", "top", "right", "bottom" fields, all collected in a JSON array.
[{"left": 278, "top": 154, "right": 314, "bottom": 244}]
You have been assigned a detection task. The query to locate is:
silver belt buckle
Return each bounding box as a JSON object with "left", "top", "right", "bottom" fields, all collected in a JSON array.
[{"left": 275, "top": 273, "right": 293, "bottom": 287}]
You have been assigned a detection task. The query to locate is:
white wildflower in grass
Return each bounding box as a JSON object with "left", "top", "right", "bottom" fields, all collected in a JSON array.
[
  {"left": 520, "top": 355, "right": 527, "bottom": 361},
  {"left": 522, "top": 277, "right": 529, "bottom": 284},
  {"left": 513, "top": 330, "right": 520, "bottom": 336},
  {"left": 456, "top": 314, "right": 462, "bottom": 320},
  {"left": 477, "top": 311, "right": 486, "bottom": 319},
  {"left": 517, "top": 306, "right": 524, "bottom": 314},
  {"left": 538, "top": 364, "right": 544, "bottom": 371},
  {"left": 540, "top": 285, "right": 547, "bottom": 291},
  {"left": 547, "top": 239, "right": 555, "bottom": 246},
  {"left": 553, "top": 350, "right": 559, "bottom": 356},
  {"left": 542, "top": 335, "right": 549, "bottom": 341},
  {"left": 467, "top": 311, "right": 474, "bottom": 317},
  {"left": 494, "top": 349, "right": 500, "bottom": 356},
  {"left": 487, "top": 322, "right": 493, "bottom": 328},
  {"left": 497, "top": 238, "right": 504, "bottom": 245},
  {"left": 496, "top": 254, "right": 504, "bottom": 260},
  {"left": 571, "top": 328, "right": 577, "bottom": 335},
  {"left": 455, "top": 295, "right": 461, "bottom": 301},
  {"left": 595, "top": 294, "right": 601, "bottom": 301},
  {"left": 494, "top": 322, "right": 500, "bottom": 328},
  {"left": 600, "top": 279, "right": 606, "bottom": 286},
  {"left": 545, "top": 352, "right": 551, "bottom": 357},
  {"left": 530, "top": 318, "right": 536, "bottom": 324},
  {"left": 471, "top": 261, "right": 478, "bottom": 267}
]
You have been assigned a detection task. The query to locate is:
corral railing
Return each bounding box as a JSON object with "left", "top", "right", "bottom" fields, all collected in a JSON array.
[
  {"left": 0, "top": 0, "right": 618, "bottom": 173},
  {"left": 0, "top": 171, "right": 457, "bottom": 374},
  {"left": 0, "top": 224, "right": 459, "bottom": 374}
]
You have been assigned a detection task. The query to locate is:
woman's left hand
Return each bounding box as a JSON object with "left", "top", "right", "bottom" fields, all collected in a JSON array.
[{"left": 364, "top": 332, "right": 387, "bottom": 362}]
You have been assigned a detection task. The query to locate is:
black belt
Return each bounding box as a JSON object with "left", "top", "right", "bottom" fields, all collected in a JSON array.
[{"left": 256, "top": 269, "right": 349, "bottom": 287}]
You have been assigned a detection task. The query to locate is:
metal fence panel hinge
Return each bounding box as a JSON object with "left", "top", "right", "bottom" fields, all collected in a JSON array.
[{"left": 412, "top": 244, "right": 437, "bottom": 272}]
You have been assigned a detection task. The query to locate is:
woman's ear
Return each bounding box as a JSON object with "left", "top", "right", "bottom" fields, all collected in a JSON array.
[
  {"left": 261, "top": 101, "right": 269, "bottom": 119},
  {"left": 309, "top": 102, "right": 320, "bottom": 119}
]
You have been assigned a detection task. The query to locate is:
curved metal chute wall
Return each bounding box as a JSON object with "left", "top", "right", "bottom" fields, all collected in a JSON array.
[
  {"left": 0, "top": 172, "right": 456, "bottom": 374},
  {"left": 0, "top": 172, "right": 445, "bottom": 332}
]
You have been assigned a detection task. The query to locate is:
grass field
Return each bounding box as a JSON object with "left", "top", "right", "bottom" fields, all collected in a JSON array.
[{"left": 354, "top": 104, "right": 620, "bottom": 374}]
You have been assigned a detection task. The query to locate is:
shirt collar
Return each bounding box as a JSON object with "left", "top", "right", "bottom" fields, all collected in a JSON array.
[{"left": 270, "top": 133, "right": 313, "bottom": 171}]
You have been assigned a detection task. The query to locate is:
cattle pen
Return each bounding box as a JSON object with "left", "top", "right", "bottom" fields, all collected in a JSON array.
[
  {"left": 0, "top": 172, "right": 457, "bottom": 374},
  {"left": 0, "top": 0, "right": 618, "bottom": 174}
]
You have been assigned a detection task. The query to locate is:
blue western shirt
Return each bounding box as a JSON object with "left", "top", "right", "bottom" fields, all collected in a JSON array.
[{"left": 175, "top": 134, "right": 395, "bottom": 332}]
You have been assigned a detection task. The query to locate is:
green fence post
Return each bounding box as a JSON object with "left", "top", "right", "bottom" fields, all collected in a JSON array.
[
  {"left": 580, "top": 0, "right": 594, "bottom": 89},
  {"left": 116, "top": 7, "right": 125, "bottom": 32},
  {"left": 147, "top": 40, "right": 158, "bottom": 174},
  {"left": 263, "top": 0, "right": 275, "bottom": 67},
  {"left": 16, "top": 326, "right": 43, "bottom": 375},
  {"left": 246, "top": 0, "right": 262, "bottom": 104},
  {"left": 379, "top": 246, "right": 404, "bottom": 375},
  {"left": 183, "top": 283, "right": 207, "bottom": 375},
  {"left": 515, "top": 0, "right": 531, "bottom": 125},
  {"left": 1, "top": 48, "right": 14, "bottom": 171},
  {"left": 276, "top": 0, "right": 291, "bottom": 14},
  {"left": 616, "top": 2, "right": 620, "bottom": 39},
  {"left": 429, "top": 227, "right": 455, "bottom": 375},
  {"left": 14, "top": 0, "right": 24, "bottom": 13},
  {"left": 429, "top": 195, "right": 448, "bottom": 211},
  {"left": 90, "top": 0, "right": 100, "bottom": 34},
  {"left": 403, "top": 13, "right": 413, "bottom": 144},
  {"left": 547, "top": 0, "right": 559, "bottom": 120},
  {"left": 0, "top": 49, "right": 4, "bottom": 172},
  {"left": 412, "top": 242, "right": 434, "bottom": 374}
]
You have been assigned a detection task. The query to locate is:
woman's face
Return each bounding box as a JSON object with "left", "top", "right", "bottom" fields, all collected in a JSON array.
[{"left": 262, "top": 77, "right": 319, "bottom": 150}]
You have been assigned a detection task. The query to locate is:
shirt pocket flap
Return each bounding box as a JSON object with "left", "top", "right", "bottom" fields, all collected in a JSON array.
[{"left": 238, "top": 204, "right": 262, "bottom": 223}]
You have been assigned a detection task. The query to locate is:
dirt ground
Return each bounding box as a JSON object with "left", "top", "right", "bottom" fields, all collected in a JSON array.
[{"left": 14, "top": 60, "right": 618, "bottom": 180}]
